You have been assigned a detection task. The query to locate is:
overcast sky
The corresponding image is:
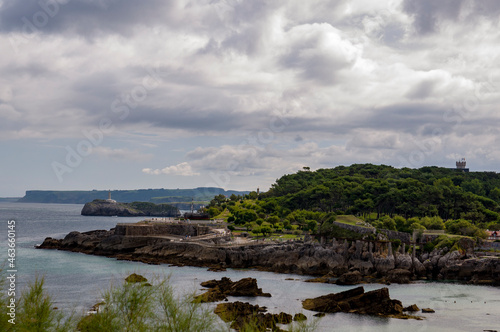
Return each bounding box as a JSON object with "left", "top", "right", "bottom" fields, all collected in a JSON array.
[{"left": 1, "top": 0, "right": 499, "bottom": 197}]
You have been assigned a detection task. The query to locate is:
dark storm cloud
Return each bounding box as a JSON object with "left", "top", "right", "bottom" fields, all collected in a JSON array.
[
  {"left": 276, "top": 103, "right": 456, "bottom": 139},
  {"left": 122, "top": 106, "right": 270, "bottom": 133},
  {"left": 0, "top": 0, "right": 172, "bottom": 37}
]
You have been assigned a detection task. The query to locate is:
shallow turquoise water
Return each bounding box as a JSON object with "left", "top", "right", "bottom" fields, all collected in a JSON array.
[{"left": 1, "top": 202, "right": 499, "bottom": 331}]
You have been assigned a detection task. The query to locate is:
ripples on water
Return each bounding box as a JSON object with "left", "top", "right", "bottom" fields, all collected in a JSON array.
[{"left": 1, "top": 202, "right": 499, "bottom": 332}]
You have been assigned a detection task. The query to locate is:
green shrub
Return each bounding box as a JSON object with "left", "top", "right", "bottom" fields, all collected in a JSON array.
[
  {"left": 16, "top": 276, "right": 75, "bottom": 332},
  {"left": 433, "top": 235, "right": 459, "bottom": 250},
  {"left": 390, "top": 239, "right": 401, "bottom": 251},
  {"left": 423, "top": 241, "right": 435, "bottom": 253}
]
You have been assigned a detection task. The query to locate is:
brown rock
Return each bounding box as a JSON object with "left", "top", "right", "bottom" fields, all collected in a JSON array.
[
  {"left": 214, "top": 301, "right": 291, "bottom": 331},
  {"left": 403, "top": 304, "right": 419, "bottom": 312},
  {"left": 207, "top": 265, "right": 227, "bottom": 272},
  {"left": 336, "top": 270, "right": 363, "bottom": 285},
  {"left": 125, "top": 273, "right": 148, "bottom": 283},
  {"left": 387, "top": 269, "right": 412, "bottom": 284},
  {"left": 36, "top": 237, "right": 61, "bottom": 249},
  {"left": 302, "top": 286, "right": 420, "bottom": 319},
  {"left": 195, "top": 277, "right": 271, "bottom": 303},
  {"left": 421, "top": 308, "right": 435, "bottom": 313},
  {"left": 293, "top": 313, "right": 307, "bottom": 321}
]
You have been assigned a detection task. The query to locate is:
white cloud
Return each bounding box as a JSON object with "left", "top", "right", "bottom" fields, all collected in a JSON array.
[
  {"left": 1, "top": 0, "right": 500, "bottom": 195},
  {"left": 142, "top": 162, "right": 200, "bottom": 176},
  {"left": 92, "top": 146, "right": 153, "bottom": 161}
]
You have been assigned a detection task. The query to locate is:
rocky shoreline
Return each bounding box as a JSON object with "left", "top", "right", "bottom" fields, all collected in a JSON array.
[{"left": 37, "top": 228, "right": 500, "bottom": 286}]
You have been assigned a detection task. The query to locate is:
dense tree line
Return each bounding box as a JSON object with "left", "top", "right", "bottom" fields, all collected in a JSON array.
[
  {"left": 262, "top": 165, "right": 500, "bottom": 228},
  {"left": 208, "top": 164, "right": 500, "bottom": 237}
]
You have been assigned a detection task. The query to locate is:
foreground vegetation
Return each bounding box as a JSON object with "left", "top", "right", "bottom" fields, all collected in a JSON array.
[
  {"left": 1, "top": 269, "right": 316, "bottom": 332},
  {"left": 206, "top": 164, "right": 500, "bottom": 242}
]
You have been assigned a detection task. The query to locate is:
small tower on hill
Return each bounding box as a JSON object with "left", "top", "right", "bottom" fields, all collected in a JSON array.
[{"left": 455, "top": 158, "right": 469, "bottom": 172}]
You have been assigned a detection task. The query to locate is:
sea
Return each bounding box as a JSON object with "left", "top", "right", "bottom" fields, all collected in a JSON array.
[{"left": 0, "top": 202, "right": 499, "bottom": 332}]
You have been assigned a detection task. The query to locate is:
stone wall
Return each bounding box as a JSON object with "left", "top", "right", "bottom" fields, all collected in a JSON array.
[
  {"left": 332, "top": 221, "right": 376, "bottom": 235},
  {"left": 115, "top": 224, "right": 212, "bottom": 237},
  {"left": 377, "top": 229, "right": 412, "bottom": 244}
]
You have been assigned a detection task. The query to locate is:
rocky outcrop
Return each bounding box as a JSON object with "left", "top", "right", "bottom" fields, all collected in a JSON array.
[
  {"left": 214, "top": 301, "right": 292, "bottom": 332},
  {"left": 195, "top": 277, "right": 271, "bottom": 302},
  {"left": 440, "top": 257, "right": 500, "bottom": 285},
  {"left": 81, "top": 200, "right": 144, "bottom": 216},
  {"left": 335, "top": 270, "right": 364, "bottom": 285},
  {"left": 302, "top": 286, "right": 421, "bottom": 319},
  {"left": 37, "top": 228, "right": 500, "bottom": 285},
  {"left": 386, "top": 269, "right": 412, "bottom": 284},
  {"left": 403, "top": 304, "right": 419, "bottom": 312},
  {"left": 81, "top": 200, "right": 180, "bottom": 217}
]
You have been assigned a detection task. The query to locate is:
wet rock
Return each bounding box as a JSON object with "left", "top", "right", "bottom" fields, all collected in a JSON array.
[
  {"left": 195, "top": 277, "right": 271, "bottom": 303},
  {"left": 302, "top": 286, "right": 420, "bottom": 319},
  {"left": 403, "top": 304, "right": 419, "bottom": 312},
  {"left": 421, "top": 308, "right": 435, "bottom": 313},
  {"left": 293, "top": 313, "right": 307, "bottom": 321},
  {"left": 387, "top": 269, "right": 412, "bottom": 284},
  {"left": 336, "top": 270, "right": 363, "bottom": 285},
  {"left": 36, "top": 237, "right": 61, "bottom": 249},
  {"left": 125, "top": 273, "right": 148, "bottom": 283},
  {"left": 305, "top": 272, "right": 336, "bottom": 284},
  {"left": 214, "top": 301, "right": 292, "bottom": 332},
  {"left": 207, "top": 265, "right": 227, "bottom": 272}
]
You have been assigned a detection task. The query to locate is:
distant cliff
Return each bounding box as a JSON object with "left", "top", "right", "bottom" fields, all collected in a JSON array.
[
  {"left": 19, "top": 188, "right": 249, "bottom": 204},
  {"left": 81, "top": 200, "right": 180, "bottom": 217}
]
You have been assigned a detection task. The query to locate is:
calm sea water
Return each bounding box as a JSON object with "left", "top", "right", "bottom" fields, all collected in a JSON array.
[{"left": 1, "top": 202, "right": 499, "bottom": 332}]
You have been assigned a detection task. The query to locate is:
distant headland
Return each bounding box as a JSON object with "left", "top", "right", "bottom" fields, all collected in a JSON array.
[
  {"left": 16, "top": 187, "right": 250, "bottom": 208},
  {"left": 81, "top": 199, "right": 181, "bottom": 217}
]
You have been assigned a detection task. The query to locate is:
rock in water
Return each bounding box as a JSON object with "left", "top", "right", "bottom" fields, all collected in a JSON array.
[
  {"left": 81, "top": 200, "right": 144, "bottom": 216},
  {"left": 403, "top": 304, "right": 420, "bottom": 312},
  {"left": 293, "top": 313, "right": 307, "bottom": 321},
  {"left": 387, "top": 269, "right": 412, "bottom": 284},
  {"left": 195, "top": 277, "right": 271, "bottom": 303},
  {"left": 336, "top": 270, "right": 364, "bottom": 285},
  {"left": 125, "top": 273, "right": 148, "bottom": 283},
  {"left": 302, "top": 286, "right": 421, "bottom": 319},
  {"left": 214, "top": 301, "right": 292, "bottom": 331}
]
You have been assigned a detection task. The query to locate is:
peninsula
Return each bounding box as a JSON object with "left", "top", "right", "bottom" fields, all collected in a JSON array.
[
  {"left": 39, "top": 164, "right": 500, "bottom": 286},
  {"left": 38, "top": 218, "right": 499, "bottom": 286},
  {"left": 81, "top": 199, "right": 180, "bottom": 217}
]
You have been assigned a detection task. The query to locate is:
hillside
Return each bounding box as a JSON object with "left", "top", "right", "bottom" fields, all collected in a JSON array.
[
  {"left": 18, "top": 188, "right": 249, "bottom": 205},
  {"left": 207, "top": 164, "right": 500, "bottom": 239}
]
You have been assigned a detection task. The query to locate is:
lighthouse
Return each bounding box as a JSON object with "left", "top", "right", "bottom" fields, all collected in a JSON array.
[{"left": 106, "top": 190, "right": 117, "bottom": 203}]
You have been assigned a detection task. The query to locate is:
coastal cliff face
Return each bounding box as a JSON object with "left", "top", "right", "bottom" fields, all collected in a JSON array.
[{"left": 38, "top": 230, "right": 500, "bottom": 286}]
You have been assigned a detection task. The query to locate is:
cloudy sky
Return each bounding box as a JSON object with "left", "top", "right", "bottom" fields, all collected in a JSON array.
[{"left": 1, "top": 0, "right": 499, "bottom": 197}]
